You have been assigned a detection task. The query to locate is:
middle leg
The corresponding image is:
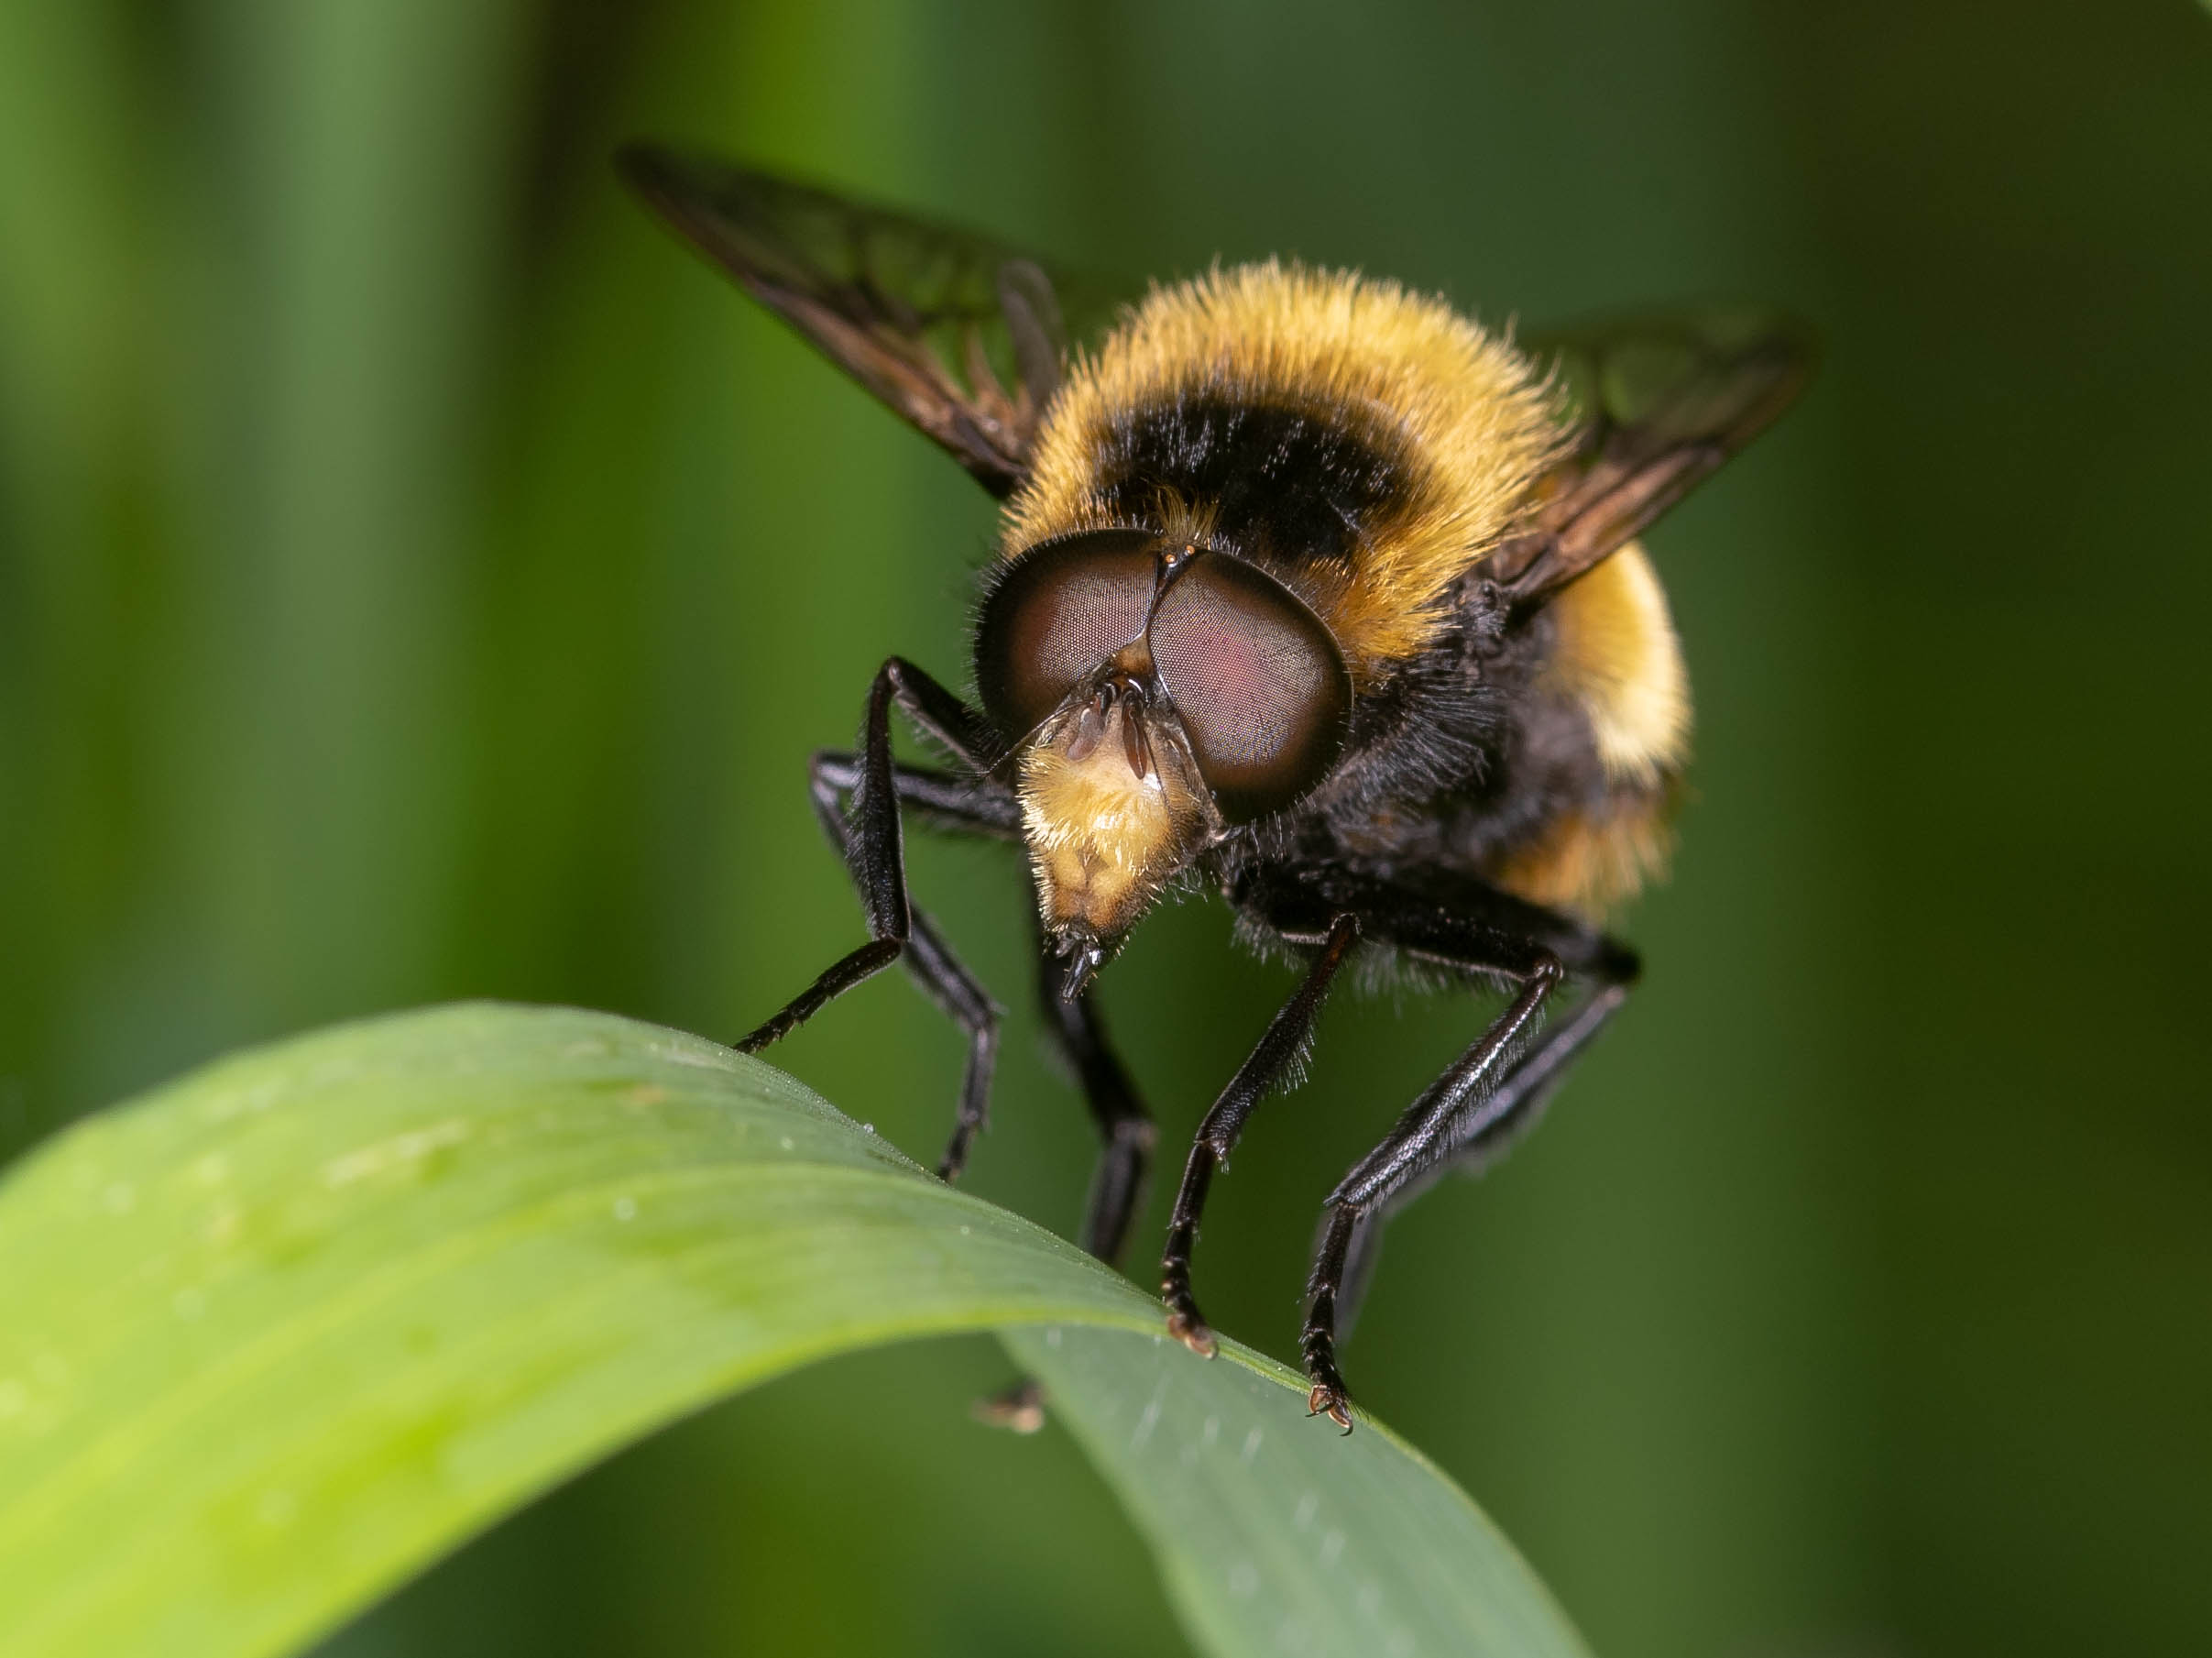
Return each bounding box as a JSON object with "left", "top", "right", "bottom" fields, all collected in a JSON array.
[
  {"left": 1299, "top": 955, "right": 1563, "bottom": 1429},
  {"left": 1156, "top": 913, "right": 1363, "bottom": 1356},
  {"left": 1228, "top": 861, "right": 1635, "bottom": 1429},
  {"left": 1322, "top": 972, "right": 1636, "bottom": 1348}
]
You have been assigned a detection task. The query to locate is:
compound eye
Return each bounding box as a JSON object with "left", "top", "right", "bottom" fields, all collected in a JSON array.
[
  {"left": 975, "top": 529, "right": 1162, "bottom": 741},
  {"left": 1149, "top": 556, "right": 1351, "bottom": 822}
]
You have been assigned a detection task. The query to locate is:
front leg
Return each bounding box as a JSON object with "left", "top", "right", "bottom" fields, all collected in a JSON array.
[{"left": 737, "top": 659, "right": 1012, "bottom": 1180}]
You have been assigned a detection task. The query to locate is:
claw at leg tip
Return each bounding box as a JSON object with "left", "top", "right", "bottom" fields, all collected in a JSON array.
[{"left": 1307, "top": 1384, "right": 1354, "bottom": 1433}]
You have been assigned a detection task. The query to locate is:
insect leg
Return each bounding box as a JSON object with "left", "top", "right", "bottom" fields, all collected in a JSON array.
[
  {"left": 1298, "top": 956, "right": 1563, "bottom": 1430},
  {"left": 1323, "top": 972, "right": 1633, "bottom": 1345},
  {"left": 809, "top": 752, "right": 1022, "bottom": 840},
  {"left": 1230, "top": 862, "right": 1634, "bottom": 1428},
  {"left": 1038, "top": 934, "right": 1156, "bottom": 1266},
  {"left": 1157, "top": 914, "right": 1363, "bottom": 1356},
  {"left": 739, "top": 660, "right": 1013, "bottom": 1182},
  {"left": 801, "top": 756, "right": 1012, "bottom": 1180},
  {"left": 796, "top": 760, "right": 1159, "bottom": 1267}
]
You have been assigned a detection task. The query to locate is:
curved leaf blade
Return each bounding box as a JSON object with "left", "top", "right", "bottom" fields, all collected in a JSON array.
[
  {"left": 0, "top": 1003, "right": 1586, "bottom": 1658},
  {"left": 1011, "top": 1327, "right": 1587, "bottom": 1658}
]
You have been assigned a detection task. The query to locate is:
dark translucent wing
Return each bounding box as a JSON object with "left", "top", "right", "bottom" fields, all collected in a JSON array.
[
  {"left": 1489, "top": 308, "right": 1815, "bottom": 609},
  {"left": 618, "top": 145, "right": 1115, "bottom": 498}
]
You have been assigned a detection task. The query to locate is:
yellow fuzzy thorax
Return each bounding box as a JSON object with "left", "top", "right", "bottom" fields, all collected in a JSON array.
[{"left": 1002, "top": 261, "right": 1568, "bottom": 675}]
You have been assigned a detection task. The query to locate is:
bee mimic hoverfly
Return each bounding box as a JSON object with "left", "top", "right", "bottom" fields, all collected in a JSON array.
[{"left": 619, "top": 145, "right": 1811, "bottom": 1430}]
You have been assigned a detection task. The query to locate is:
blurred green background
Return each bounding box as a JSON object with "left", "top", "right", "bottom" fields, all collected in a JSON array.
[{"left": 3, "top": 2, "right": 2207, "bottom": 1655}]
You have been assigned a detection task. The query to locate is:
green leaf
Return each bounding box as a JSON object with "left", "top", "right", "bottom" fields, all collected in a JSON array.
[
  {"left": 1008, "top": 1328, "right": 1588, "bottom": 1658},
  {"left": 0, "top": 1004, "right": 1588, "bottom": 1658}
]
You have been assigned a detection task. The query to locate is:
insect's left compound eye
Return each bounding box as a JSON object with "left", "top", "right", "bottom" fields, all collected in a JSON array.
[
  {"left": 1150, "top": 557, "right": 1352, "bottom": 823},
  {"left": 975, "top": 528, "right": 1164, "bottom": 741}
]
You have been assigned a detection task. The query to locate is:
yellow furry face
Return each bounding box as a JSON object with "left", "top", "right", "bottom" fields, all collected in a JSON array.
[
  {"left": 1018, "top": 700, "right": 1212, "bottom": 939},
  {"left": 1002, "top": 262, "right": 1567, "bottom": 682}
]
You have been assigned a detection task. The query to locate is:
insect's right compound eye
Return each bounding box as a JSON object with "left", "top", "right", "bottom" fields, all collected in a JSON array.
[
  {"left": 1148, "top": 555, "right": 1351, "bottom": 823},
  {"left": 975, "top": 529, "right": 1162, "bottom": 740}
]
